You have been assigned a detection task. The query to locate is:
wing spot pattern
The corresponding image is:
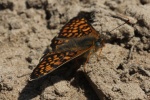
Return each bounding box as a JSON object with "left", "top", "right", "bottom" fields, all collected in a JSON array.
[{"left": 30, "top": 17, "right": 100, "bottom": 80}]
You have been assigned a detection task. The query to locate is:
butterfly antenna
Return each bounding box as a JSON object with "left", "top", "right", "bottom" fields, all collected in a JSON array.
[
  {"left": 108, "top": 13, "right": 137, "bottom": 34},
  {"left": 109, "top": 20, "right": 128, "bottom": 33},
  {"left": 101, "top": 20, "right": 129, "bottom": 37}
]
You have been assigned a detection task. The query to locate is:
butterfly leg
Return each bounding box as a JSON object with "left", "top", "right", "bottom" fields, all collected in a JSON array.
[
  {"left": 97, "top": 49, "right": 114, "bottom": 67},
  {"left": 83, "top": 51, "right": 92, "bottom": 72},
  {"left": 95, "top": 45, "right": 114, "bottom": 67},
  {"left": 98, "top": 48, "right": 103, "bottom": 56},
  {"left": 96, "top": 47, "right": 103, "bottom": 61}
]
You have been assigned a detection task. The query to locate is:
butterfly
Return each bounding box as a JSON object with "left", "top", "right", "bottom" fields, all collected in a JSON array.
[{"left": 30, "top": 16, "right": 105, "bottom": 80}]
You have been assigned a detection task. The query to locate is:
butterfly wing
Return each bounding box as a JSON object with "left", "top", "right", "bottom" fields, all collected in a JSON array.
[
  {"left": 51, "top": 17, "right": 100, "bottom": 51},
  {"left": 30, "top": 47, "right": 93, "bottom": 80}
]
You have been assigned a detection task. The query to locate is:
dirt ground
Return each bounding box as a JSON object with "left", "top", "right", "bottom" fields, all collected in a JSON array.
[{"left": 0, "top": 0, "right": 150, "bottom": 100}]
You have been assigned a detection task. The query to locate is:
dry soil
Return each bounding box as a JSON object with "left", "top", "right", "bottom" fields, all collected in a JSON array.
[{"left": 0, "top": 0, "right": 150, "bottom": 100}]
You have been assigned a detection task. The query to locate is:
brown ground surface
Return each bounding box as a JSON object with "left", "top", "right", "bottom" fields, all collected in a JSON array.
[{"left": 0, "top": 0, "right": 150, "bottom": 100}]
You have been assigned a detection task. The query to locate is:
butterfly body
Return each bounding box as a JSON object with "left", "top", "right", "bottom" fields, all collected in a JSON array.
[
  {"left": 52, "top": 36, "right": 97, "bottom": 52},
  {"left": 30, "top": 16, "right": 104, "bottom": 80}
]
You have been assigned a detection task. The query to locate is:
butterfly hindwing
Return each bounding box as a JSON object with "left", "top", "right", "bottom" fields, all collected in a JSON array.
[
  {"left": 51, "top": 17, "right": 99, "bottom": 51},
  {"left": 59, "top": 17, "right": 91, "bottom": 38}
]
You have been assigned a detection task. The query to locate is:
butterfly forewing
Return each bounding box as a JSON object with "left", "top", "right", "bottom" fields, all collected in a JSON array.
[{"left": 30, "top": 48, "right": 92, "bottom": 80}]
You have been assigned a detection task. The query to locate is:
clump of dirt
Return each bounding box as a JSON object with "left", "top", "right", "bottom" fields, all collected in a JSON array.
[{"left": 0, "top": 0, "right": 150, "bottom": 100}]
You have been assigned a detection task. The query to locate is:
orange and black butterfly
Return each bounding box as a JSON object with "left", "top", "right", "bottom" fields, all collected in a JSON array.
[{"left": 30, "top": 16, "right": 105, "bottom": 80}]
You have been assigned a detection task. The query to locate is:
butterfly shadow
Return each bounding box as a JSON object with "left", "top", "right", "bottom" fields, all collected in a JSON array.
[
  {"left": 18, "top": 57, "right": 85, "bottom": 100},
  {"left": 18, "top": 76, "right": 51, "bottom": 100}
]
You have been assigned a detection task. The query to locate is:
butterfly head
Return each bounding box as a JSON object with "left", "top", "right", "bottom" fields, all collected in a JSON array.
[{"left": 95, "top": 35, "right": 105, "bottom": 48}]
